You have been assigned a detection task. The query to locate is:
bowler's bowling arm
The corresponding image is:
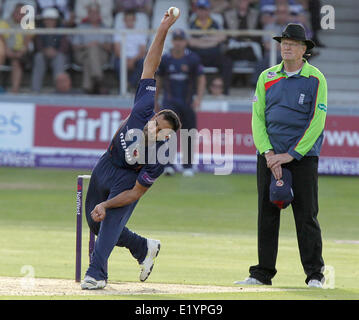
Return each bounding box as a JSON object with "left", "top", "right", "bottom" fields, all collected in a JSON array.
[{"left": 141, "top": 10, "right": 179, "bottom": 79}]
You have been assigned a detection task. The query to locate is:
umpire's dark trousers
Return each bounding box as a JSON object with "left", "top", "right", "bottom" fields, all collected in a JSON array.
[{"left": 249, "top": 155, "right": 325, "bottom": 285}]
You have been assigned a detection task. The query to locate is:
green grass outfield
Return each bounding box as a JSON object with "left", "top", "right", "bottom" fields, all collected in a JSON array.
[{"left": 0, "top": 167, "right": 358, "bottom": 300}]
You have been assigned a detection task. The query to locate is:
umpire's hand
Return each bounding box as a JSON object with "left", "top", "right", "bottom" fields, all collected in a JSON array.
[
  {"left": 265, "top": 150, "right": 282, "bottom": 180},
  {"left": 266, "top": 152, "right": 294, "bottom": 180},
  {"left": 91, "top": 203, "right": 106, "bottom": 222}
]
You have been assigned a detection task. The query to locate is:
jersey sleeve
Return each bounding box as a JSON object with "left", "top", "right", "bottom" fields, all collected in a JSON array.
[
  {"left": 288, "top": 73, "right": 328, "bottom": 160},
  {"left": 251, "top": 71, "right": 273, "bottom": 154},
  {"left": 132, "top": 78, "right": 156, "bottom": 121},
  {"left": 137, "top": 164, "right": 164, "bottom": 188}
]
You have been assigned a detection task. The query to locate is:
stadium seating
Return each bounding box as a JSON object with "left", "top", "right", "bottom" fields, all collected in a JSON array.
[
  {"left": 309, "top": 0, "right": 359, "bottom": 105},
  {"left": 0, "top": 0, "right": 358, "bottom": 104}
]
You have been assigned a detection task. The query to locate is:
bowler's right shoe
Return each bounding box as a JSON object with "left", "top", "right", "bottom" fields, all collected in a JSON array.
[
  {"left": 234, "top": 277, "right": 264, "bottom": 285},
  {"left": 81, "top": 275, "right": 106, "bottom": 290},
  {"left": 139, "top": 239, "right": 161, "bottom": 282}
]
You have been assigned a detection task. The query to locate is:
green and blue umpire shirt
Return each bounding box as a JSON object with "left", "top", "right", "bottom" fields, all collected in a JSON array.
[{"left": 251, "top": 59, "right": 328, "bottom": 160}]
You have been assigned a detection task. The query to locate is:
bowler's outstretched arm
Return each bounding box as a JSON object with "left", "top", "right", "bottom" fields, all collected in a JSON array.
[{"left": 141, "top": 9, "right": 180, "bottom": 80}]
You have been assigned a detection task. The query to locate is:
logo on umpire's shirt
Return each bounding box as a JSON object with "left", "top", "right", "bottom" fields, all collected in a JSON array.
[
  {"left": 318, "top": 103, "right": 327, "bottom": 112},
  {"left": 298, "top": 93, "right": 305, "bottom": 105},
  {"left": 267, "top": 72, "right": 276, "bottom": 79}
]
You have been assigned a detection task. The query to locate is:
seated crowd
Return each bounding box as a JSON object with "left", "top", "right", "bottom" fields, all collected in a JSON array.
[{"left": 0, "top": 0, "right": 321, "bottom": 94}]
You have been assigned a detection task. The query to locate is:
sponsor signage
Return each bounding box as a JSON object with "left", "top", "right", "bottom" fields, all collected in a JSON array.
[
  {"left": 0, "top": 104, "right": 358, "bottom": 175},
  {"left": 34, "top": 105, "right": 130, "bottom": 149},
  {"left": 0, "top": 102, "right": 35, "bottom": 150}
]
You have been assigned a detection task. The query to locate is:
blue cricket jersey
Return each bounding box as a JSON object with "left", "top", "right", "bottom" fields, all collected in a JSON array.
[
  {"left": 107, "top": 78, "right": 165, "bottom": 188},
  {"left": 157, "top": 49, "right": 204, "bottom": 107}
]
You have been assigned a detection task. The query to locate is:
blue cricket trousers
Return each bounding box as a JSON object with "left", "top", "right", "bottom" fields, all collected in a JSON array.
[{"left": 84, "top": 152, "right": 147, "bottom": 281}]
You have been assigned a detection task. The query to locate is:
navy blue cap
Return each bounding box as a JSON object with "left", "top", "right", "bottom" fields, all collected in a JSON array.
[
  {"left": 172, "top": 28, "right": 187, "bottom": 40},
  {"left": 196, "top": 0, "right": 210, "bottom": 9},
  {"left": 270, "top": 168, "right": 294, "bottom": 209}
]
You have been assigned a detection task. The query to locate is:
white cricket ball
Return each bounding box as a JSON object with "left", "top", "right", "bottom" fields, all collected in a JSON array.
[{"left": 168, "top": 7, "right": 180, "bottom": 17}]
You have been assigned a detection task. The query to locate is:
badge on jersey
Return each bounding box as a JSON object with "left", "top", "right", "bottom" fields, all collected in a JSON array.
[
  {"left": 267, "top": 72, "right": 276, "bottom": 79},
  {"left": 298, "top": 93, "right": 305, "bottom": 105},
  {"left": 318, "top": 103, "right": 327, "bottom": 112},
  {"left": 181, "top": 64, "right": 189, "bottom": 73},
  {"left": 142, "top": 172, "right": 156, "bottom": 185}
]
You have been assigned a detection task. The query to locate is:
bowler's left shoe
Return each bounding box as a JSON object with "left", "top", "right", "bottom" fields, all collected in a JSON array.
[{"left": 139, "top": 239, "right": 161, "bottom": 282}]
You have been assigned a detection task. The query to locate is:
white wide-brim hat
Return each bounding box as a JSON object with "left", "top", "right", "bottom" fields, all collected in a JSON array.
[{"left": 42, "top": 7, "right": 59, "bottom": 19}]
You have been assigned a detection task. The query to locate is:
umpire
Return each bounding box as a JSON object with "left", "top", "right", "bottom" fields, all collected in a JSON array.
[{"left": 237, "top": 24, "right": 328, "bottom": 288}]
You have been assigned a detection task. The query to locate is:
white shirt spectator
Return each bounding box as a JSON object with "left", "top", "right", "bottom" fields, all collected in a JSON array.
[
  {"left": 113, "top": 12, "right": 147, "bottom": 59},
  {"left": 114, "top": 33, "right": 146, "bottom": 59}
]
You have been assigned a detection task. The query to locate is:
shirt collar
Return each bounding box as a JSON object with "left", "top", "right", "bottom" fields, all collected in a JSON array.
[
  {"left": 275, "top": 59, "right": 310, "bottom": 78},
  {"left": 195, "top": 17, "right": 213, "bottom": 30}
]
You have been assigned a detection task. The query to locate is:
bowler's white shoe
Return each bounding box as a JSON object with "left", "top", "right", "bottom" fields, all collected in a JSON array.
[
  {"left": 308, "top": 279, "right": 323, "bottom": 288},
  {"left": 139, "top": 239, "right": 161, "bottom": 282},
  {"left": 164, "top": 166, "right": 175, "bottom": 176},
  {"left": 234, "top": 277, "right": 264, "bottom": 285},
  {"left": 182, "top": 168, "right": 194, "bottom": 177},
  {"left": 81, "top": 275, "right": 106, "bottom": 290}
]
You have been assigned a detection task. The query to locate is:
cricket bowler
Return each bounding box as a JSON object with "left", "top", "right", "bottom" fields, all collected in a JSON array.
[{"left": 81, "top": 9, "right": 181, "bottom": 290}]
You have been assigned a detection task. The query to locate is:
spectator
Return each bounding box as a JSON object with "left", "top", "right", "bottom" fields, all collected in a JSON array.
[
  {"left": 156, "top": 29, "right": 206, "bottom": 177},
  {"left": 72, "top": 4, "right": 112, "bottom": 94},
  {"left": 208, "top": 76, "right": 225, "bottom": 97},
  {"left": 259, "top": 0, "right": 308, "bottom": 27},
  {"left": 31, "top": 7, "right": 69, "bottom": 93},
  {"left": 188, "top": 0, "right": 233, "bottom": 95},
  {"left": 1, "top": 0, "right": 37, "bottom": 20},
  {"left": 190, "top": 0, "right": 229, "bottom": 15},
  {"left": 35, "top": 0, "right": 75, "bottom": 27},
  {"left": 54, "top": 72, "right": 82, "bottom": 94},
  {"left": 224, "top": 0, "right": 262, "bottom": 62},
  {"left": 0, "top": 3, "right": 32, "bottom": 93},
  {"left": 209, "top": 0, "right": 231, "bottom": 14},
  {"left": 75, "top": 0, "right": 113, "bottom": 28},
  {"left": 225, "top": 0, "right": 260, "bottom": 30},
  {"left": 114, "top": 10, "right": 147, "bottom": 91},
  {"left": 251, "top": 3, "right": 291, "bottom": 85},
  {"left": 114, "top": 0, "right": 153, "bottom": 16}
]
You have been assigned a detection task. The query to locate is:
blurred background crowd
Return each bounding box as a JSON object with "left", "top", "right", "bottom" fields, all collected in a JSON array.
[{"left": 0, "top": 0, "right": 323, "bottom": 95}]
